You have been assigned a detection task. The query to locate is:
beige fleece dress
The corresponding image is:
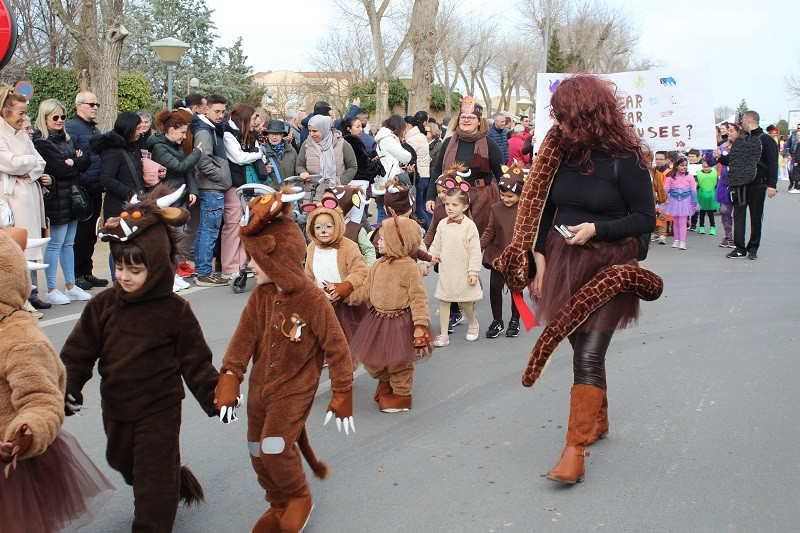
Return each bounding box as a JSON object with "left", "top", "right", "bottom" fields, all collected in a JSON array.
[{"left": 429, "top": 216, "right": 483, "bottom": 303}]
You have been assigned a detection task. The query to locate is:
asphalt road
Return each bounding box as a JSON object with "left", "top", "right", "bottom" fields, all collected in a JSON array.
[{"left": 38, "top": 186, "right": 799, "bottom": 532}]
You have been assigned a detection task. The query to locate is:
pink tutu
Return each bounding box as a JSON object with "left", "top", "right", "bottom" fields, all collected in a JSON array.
[
  {"left": 349, "top": 306, "right": 435, "bottom": 366},
  {"left": 536, "top": 229, "right": 640, "bottom": 333},
  {"left": 0, "top": 430, "right": 115, "bottom": 533},
  {"left": 333, "top": 301, "right": 370, "bottom": 343}
]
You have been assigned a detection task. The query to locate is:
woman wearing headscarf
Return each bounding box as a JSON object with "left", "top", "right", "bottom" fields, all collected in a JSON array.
[
  {"left": 427, "top": 96, "right": 504, "bottom": 236},
  {"left": 297, "top": 114, "right": 357, "bottom": 203}
]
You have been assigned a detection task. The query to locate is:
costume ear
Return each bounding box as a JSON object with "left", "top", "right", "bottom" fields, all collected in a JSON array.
[
  {"left": 444, "top": 179, "right": 456, "bottom": 189},
  {"left": 159, "top": 207, "right": 191, "bottom": 227},
  {"left": 300, "top": 203, "right": 317, "bottom": 213},
  {"left": 321, "top": 197, "right": 339, "bottom": 209},
  {"left": 501, "top": 165, "right": 509, "bottom": 173},
  {"left": 262, "top": 235, "right": 277, "bottom": 254},
  {"left": 351, "top": 193, "right": 361, "bottom": 208},
  {"left": 459, "top": 182, "right": 471, "bottom": 192},
  {"left": 0, "top": 227, "right": 28, "bottom": 250}
]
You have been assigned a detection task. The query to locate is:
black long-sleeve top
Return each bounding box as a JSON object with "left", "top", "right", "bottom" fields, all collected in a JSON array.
[
  {"left": 535, "top": 153, "right": 656, "bottom": 255},
  {"left": 428, "top": 134, "right": 504, "bottom": 201}
]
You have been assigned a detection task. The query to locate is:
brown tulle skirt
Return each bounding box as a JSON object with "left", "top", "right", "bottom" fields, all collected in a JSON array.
[
  {"left": 349, "top": 306, "right": 435, "bottom": 366},
  {"left": 468, "top": 182, "right": 500, "bottom": 236},
  {"left": 536, "top": 229, "right": 640, "bottom": 333},
  {"left": 0, "top": 430, "right": 115, "bottom": 533},
  {"left": 333, "top": 301, "right": 370, "bottom": 343}
]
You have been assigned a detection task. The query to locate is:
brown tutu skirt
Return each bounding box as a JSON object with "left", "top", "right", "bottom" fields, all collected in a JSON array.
[
  {"left": 536, "top": 229, "right": 640, "bottom": 333},
  {"left": 0, "top": 430, "right": 115, "bottom": 533},
  {"left": 349, "top": 306, "right": 435, "bottom": 366},
  {"left": 333, "top": 301, "right": 370, "bottom": 343},
  {"left": 468, "top": 182, "right": 500, "bottom": 236}
]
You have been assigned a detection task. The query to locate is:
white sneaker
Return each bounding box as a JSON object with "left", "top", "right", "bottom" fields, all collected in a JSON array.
[
  {"left": 65, "top": 285, "right": 92, "bottom": 301},
  {"left": 671, "top": 240, "right": 680, "bottom": 248},
  {"left": 174, "top": 274, "right": 190, "bottom": 289},
  {"left": 678, "top": 241, "right": 687, "bottom": 250},
  {"left": 220, "top": 272, "right": 238, "bottom": 280},
  {"left": 45, "top": 289, "right": 70, "bottom": 305},
  {"left": 789, "top": 189, "right": 800, "bottom": 194}
]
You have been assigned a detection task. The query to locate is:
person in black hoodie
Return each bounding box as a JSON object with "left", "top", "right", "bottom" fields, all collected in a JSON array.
[
  {"left": 339, "top": 116, "right": 382, "bottom": 184},
  {"left": 33, "top": 99, "right": 92, "bottom": 306}
]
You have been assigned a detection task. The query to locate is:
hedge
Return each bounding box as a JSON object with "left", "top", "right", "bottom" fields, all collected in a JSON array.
[{"left": 26, "top": 67, "right": 151, "bottom": 117}]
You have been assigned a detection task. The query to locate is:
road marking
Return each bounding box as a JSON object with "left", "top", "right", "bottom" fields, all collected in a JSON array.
[{"left": 39, "top": 285, "right": 214, "bottom": 328}]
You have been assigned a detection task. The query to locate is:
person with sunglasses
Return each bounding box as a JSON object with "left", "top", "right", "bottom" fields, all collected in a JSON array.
[
  {"left": 66, "top": 91, "right": 109, "bottom": 291},
  {"left": 33, "top": 99, "right": 92, "bottom": 305}
]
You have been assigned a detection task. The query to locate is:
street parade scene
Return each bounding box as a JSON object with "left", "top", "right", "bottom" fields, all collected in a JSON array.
[{"left": 0, "top": 0, "right": 798, "bottom": 531}]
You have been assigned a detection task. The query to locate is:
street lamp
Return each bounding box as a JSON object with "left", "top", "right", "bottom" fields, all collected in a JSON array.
[
  {"left": 516, "top": 99, "right": 533, "bottom": 117},
  {"left": 151, "top": 37, "right": 190, "bottom": 110},
  {"left": 399, "top": 77, "right": 412, "bottom": 116}
]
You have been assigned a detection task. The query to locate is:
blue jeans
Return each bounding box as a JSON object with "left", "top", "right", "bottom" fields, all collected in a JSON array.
[
  {"left": 415, "top": 178, "right": 431, "bottom": 230},
  {"left": 376, "top": 203, "right": 387, "bottom": 224},
  {"left": 193, "top": 191, "right": 225, "bottom": 276},
  {"left": 45, "top": 220, "right": 78, "bottom": 289}
]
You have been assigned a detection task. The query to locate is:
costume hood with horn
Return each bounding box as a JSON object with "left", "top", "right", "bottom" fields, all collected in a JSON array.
[
  {"left": 492, "top": 126, "right": 664, "bottom": 387},
  {"left": 214, "top": 185, "right": 355, "bottom": 533}
]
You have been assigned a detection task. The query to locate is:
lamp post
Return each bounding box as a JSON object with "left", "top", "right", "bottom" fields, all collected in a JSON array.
[
  {"left": 151, "top": 37, "right": 190, "bottom": 110},
  {"left": 516, "top": 98, "right": 533, "bottom": 117},
  {"left": 399, "top": 77, "right": 412, "bottom": 116}
]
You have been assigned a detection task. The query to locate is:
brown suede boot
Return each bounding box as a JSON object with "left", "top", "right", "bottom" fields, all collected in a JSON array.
[
  {"left": 279, "top": 483, "right": 313, "bottom": 533},
  {"left": 546, "top": 384, "right": 605, "bottom": 484},
  {"left": 374, "top": 380, "right": 392, "bottom": 403},
  {"left": 379, "top": 393, "right": 412, "bottom": 413},
  {"left": 251, "top": 505, "right": 284, "bottom": 533},
  {"left": 586, "top": 391, "right": 608, "bottom": 446}
]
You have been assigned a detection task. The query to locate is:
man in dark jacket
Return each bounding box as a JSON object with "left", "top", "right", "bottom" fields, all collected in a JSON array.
[
  {"left": 718, "top": 110, "right": 778, "bottom": 260},
  {"left": 65, "top": 91, "right": 108, "bottom": 289},
  {"left": 488, "top": 113, "right": 509, "bottom": 163}
]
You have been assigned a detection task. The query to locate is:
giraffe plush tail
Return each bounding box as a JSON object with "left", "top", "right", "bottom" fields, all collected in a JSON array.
[{"left": 522, "top": 264, "right": 663, "bottom": 387}]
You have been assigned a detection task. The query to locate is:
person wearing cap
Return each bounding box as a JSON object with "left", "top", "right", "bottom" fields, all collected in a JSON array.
[{"left": 261, "top": 119, "right": 297, "bottom": 185}]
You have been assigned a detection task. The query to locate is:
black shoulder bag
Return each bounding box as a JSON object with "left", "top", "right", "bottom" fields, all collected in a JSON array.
[
  {"left": 613, "top": 159, "right": 650, "bottom": 261},
  {"left": 64, "top": 138, "right": 93, "bottom": 221},
  {"left": 121, "top": 148, "right": 146, "bottom": 197}
]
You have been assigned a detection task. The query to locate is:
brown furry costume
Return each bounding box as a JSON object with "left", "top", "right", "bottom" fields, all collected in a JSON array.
[
  {"left": 1, "top": 228, "right": 113, "bottom": 532},
  {"left": 304, "top": 204, "right": 369, "bottom": 351},
  {"left": 214, "top": 188, "right": 354, "bottom": 533},
  {"left": 60, "top": 185, "right": 219, "bottom": 531},
  {"left": 349, "top": 215, "right": 435, "bottom": 412}
]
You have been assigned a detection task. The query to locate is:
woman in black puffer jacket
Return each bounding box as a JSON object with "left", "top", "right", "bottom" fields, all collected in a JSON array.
[
  {"left": 33, "top": 99, "right": 92, "bottom": 305},
  {"left": 90, "top": 111, "right": 144, "bottom": 219},
  {"left": 340, "top": 116, "right": 382, "bottom": 185}
]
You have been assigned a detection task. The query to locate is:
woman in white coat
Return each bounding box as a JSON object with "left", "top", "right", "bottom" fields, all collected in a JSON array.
[{"left": 372, "top": 114, "right": 412, "bottom": 223}]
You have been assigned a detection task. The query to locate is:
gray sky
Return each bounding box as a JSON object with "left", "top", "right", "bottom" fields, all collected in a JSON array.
[{"left": 206, "top": 0, "right": 799, "bottom": 123}]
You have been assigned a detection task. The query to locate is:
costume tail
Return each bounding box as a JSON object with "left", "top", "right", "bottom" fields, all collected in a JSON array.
[
  {"left": 179, "top": 465, "right": 205, "bottom": 506},
  {"left": 298, "top": 426, "right": 329, "bottom": 480},
  {"left": 522, "top": 264, "right": 663, "bottom": 387}
]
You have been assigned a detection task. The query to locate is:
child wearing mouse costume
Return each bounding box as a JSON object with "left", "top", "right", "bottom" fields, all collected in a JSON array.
[
  {"left": 1, "top": 228, "right": 114, "bottom": 533},
  {"left": 322, "top": 184, "right": 376, "bottom": 266},
  {"left": 213, "top": 185, "right": 355, "bottom": 533},
  {"left": 60, "top": 185, "right": 220, "bottom": 531},
  {"left": 303, "top": 198, "right": 369, "bottom": 359},
  {"left": 480, "top": 162, "right": 525, "bottom": 339},
  {"left": 349, "top": 212, "right": 436, "bottom": 413}
]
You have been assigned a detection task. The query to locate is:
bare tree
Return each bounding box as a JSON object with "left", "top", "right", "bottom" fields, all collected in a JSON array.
[
  {"left": 309, "top": 30, "right": 375, "bottom": 114},
  {"left": 408, "top": 0, "right": 439, "bottom": 112},
  {"left": 50, "top": 0, "right": 129, "bottom": 130},
  {"left": 457, "top": 24, "right": 496, "bottom": 114},
  {"left": 714, "top": 106, "right": 735, "bottom": 123},
  {"left": 433, "top": 5, "right": 473, "bottom": 115},
  {"left": 787, "top": 74, "right": 800, "bottom": 101}
]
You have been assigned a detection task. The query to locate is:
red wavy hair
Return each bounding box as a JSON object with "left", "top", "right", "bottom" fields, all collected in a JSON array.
[{"left": 549, "top": 74, "right": 650, "bottom": 172}]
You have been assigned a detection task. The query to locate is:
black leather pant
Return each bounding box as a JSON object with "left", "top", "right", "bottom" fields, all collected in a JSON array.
[{"left": 567, "top": 331, "right": 613, "bottom": 389}]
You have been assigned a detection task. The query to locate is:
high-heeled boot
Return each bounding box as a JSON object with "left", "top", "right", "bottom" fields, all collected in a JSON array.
[{"left": 546, "top": 384, "right": 605, "bottom": 484}]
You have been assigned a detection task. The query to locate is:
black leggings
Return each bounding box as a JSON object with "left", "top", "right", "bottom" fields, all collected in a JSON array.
[
  {"left": 489, "top": 268, "right": 520, "bottom": 321},
  {"left": 567, "top": 331, "right": 613, "bottom": 389},
  {"left": 699, "top": 210, "right": 716, "bottom": 227}
]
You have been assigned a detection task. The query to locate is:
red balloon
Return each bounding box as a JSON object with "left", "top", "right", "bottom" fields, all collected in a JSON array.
[{"left": 0, "top": 1, "right": 19, "bottom": 71}]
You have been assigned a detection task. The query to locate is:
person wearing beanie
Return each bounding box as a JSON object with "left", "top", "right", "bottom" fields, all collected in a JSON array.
[{"left": 214, "top": 187, "right": 354, "bottom": 533}]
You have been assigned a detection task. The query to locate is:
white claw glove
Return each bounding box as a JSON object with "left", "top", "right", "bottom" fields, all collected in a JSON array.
[
  {"left": 65, "top": 393, "right": 83, "bottom": 416},
  {"left": 324, "top": 390, "right": 355, "bottom": 435}
]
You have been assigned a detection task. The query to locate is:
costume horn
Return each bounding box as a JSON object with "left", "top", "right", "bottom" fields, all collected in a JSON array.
[
  {"left": 26, "top": 237, "right": 50, "bottom": 249},
  {"left": 156, "top": 184, "right": 186, "bottom": 208}
]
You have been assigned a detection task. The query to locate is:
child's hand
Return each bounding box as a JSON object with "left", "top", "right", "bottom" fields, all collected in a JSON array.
[
  {"left": 419, "top": 263, "right": 430, "bottom": 277},
  {"left": 324, "top": 390, "right": 355, "bottom": 435},
  {"left": 214, "top": 373, "right": 243, "bottom": 424},
  {"left": 65, "top": 392, "right": 83, "bottom": 416},
  {"left": 468, "top": 275, "right": 478, "bottom": 286},
  {"left": 431, "top": 255, "right": 441, "bottom": 263}
]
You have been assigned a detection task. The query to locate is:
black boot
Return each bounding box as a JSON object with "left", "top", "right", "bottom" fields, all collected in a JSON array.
[
  {"left": 506, "top": 319, "right": 520, "bottom": 337},
  {"left": 485, "top": 319, "right": 504, "bottom": 338}
]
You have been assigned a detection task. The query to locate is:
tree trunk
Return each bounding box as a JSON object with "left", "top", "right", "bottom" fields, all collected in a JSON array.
[
  {"left": 409, "top": 0, "right": 439, "bottom": 113},
  {"left": 93, "top": 22, "right": 128, "bottom": 130},
  {"left": 75, "top": 0, "right": 98, "bottom": 92}
]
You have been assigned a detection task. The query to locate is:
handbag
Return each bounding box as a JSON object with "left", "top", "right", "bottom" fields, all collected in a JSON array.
[
  {"left": 1, "top": 175, "right": 14, "bottom": 227},
  {"left": 70, "top": 182, "right": 93, "bottom": 221},
  {"left": 613, "top": 159, "right": 650, "bottom": 261}
]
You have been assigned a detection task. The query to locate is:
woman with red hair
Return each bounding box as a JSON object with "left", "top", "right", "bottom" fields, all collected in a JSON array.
[{"left": 530, "top": 75, "right": 656, "bottom": 484}]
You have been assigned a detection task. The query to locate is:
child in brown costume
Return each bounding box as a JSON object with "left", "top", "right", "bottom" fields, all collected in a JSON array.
[
  {"left": 60, "top": 185, "right": 220, "bottom": 532},
  {"left": 213, "top": 187, "right": 355, "bottom": 533},
  {"left": 323, "top": 185, "right": 376, "bottom": 266},
  {"left": 480, "top": 163, "right": 525, "bottom": 339},
  {"left": 304, "top": 201, "right": 369, "bottom": 356},
  {"left": 349, "top": 214, "right": 436, "bottom": 413},
  {"left": 1, "top": 228, "right": 113, "bottom": 533}
]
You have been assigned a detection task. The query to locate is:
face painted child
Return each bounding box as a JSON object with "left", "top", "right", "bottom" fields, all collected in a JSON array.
[
  {"left": 313, "top": 213, "right": 336, "bottom": 244},
  {"left": 376, "top": 229, "right": 386, "bottom": 255}
]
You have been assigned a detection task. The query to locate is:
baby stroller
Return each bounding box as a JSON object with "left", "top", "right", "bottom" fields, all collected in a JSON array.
[{"left": 282, "top": 174, "right": 322, "bottom": 242}]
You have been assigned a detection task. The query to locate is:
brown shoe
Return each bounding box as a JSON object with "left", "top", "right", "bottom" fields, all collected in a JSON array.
[
  {"left": 379, "top": 393, "right": 412, "bottom": 413},
  {"left": 252, "top": 505, "right": 284, "bottom": 533},
  {"left": 29, "top": 298, "right": 52, "bottom": 310},
  {"left": 279, "top": 484, "right": 313, "bottom": 533},
  {"left": 586, "top": 391, "right": 609, "bottom": 446},
  {"left": 373, "top": 380, "right": 392, "bottom": 403},
  {"left": 546, "top": 384, "right": 605, "bottom": 484}
]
